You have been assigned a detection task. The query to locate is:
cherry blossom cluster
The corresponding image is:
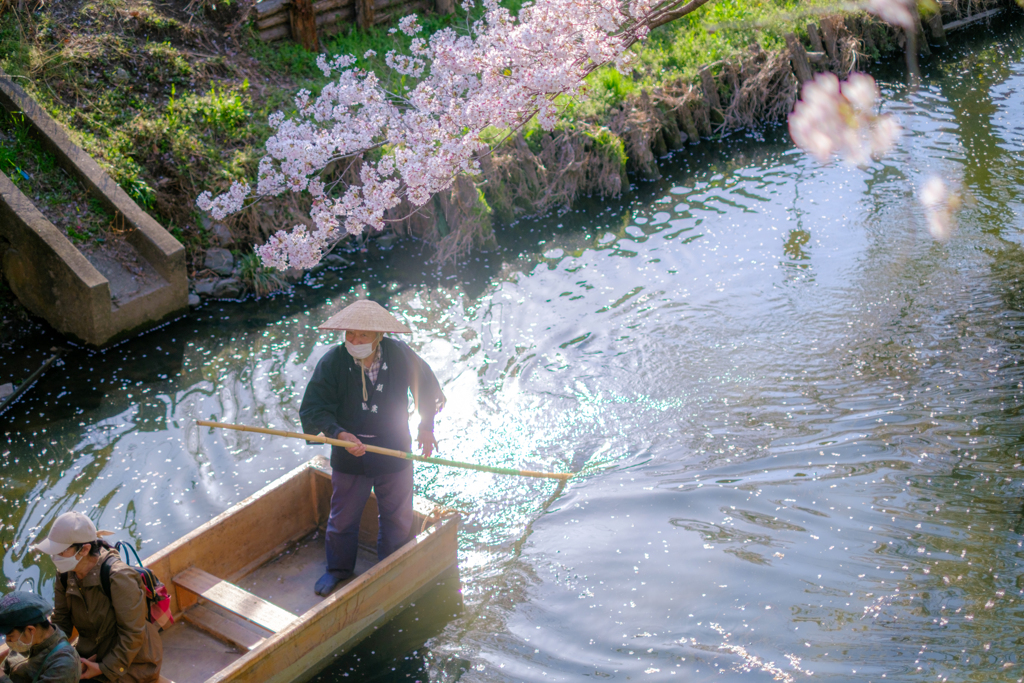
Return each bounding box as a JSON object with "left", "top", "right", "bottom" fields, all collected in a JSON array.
[
  {"left": 919, "top": 176, "right": 961, "bottom": 241},
  {"left": 198, "top": 0, "right": 662, "bottom": 270},
  {"left": 865, "top": 0, "right": 918, "bottom": 31},
  {"left": 788, "top": 72, "right": 901, "bottom": 167}
]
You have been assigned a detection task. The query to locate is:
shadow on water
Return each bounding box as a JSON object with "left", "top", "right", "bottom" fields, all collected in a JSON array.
[{"left": 311, "top": 569, "right": 469, "bottom": 683}]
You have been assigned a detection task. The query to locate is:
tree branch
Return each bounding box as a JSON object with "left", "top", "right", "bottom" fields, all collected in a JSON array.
[{"left": 646, "top": 0, "right": 713, "bottom": 31}]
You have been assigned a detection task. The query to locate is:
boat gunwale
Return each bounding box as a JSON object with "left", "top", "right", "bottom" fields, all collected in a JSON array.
[
  {"left": 205, "top": 512, "right": 459, "bottom": 683},
  {"left": 147, "top": 455, "right": 460, "bottom": 683}
]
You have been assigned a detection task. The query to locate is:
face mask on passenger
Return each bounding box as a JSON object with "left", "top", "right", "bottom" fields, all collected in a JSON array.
[
  {"left": 7, "top": 628, "right": 34, "bottom": 653},
  {"left": 50, "top": 548, "right": 83, "bottom": 573}
]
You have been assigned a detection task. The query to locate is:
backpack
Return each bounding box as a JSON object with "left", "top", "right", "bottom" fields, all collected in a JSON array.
[{"left": 59, "top": 542, "right": 174, "bottom": 630}]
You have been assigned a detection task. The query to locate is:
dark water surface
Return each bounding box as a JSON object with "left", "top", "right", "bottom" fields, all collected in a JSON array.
[{"left": 4, "top": 16, "right": 1024, "bottom": 683}]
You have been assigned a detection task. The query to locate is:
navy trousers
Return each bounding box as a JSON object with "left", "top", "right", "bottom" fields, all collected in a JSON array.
[{"left": 326, "top": 467, "right": 414, "bottom": 574}]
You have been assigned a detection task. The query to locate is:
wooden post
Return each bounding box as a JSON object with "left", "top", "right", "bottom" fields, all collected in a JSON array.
[
  {"left": 820, "top": 16, "right": 839, "bottom": 64},
  {"left": 289, "top": 0, "right": 319, "bottom": 51},
  {"left": 807, "top": 23, "right": 824, "bottom": 53},
  {"left": 926, "top": 12, "right": 947, "bottom": 45},
  {"left": 436, "top": 0, "right": 454, "bottom": 14},
  {"left": 356, "top": 0, "right": 374, "bottom": 30},
  {"left": 675, "top": 100, "right": 699, "bottom": 143},
  {"left": 698, "top": 65, "right": 721, "bottom": 112},
  {"left": 785, "top": 33, "right": 814, "bottom": 84},
  {"left": 916, "top": 19, "right": 931, "bottom": 56}
]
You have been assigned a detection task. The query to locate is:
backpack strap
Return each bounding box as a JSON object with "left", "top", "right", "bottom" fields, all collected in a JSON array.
[
  {"left": 30, "top": 639, "right": 70, "bottom": 683},
  {"left": 99, "top": 555, "right": 117, "bottom": 600}
]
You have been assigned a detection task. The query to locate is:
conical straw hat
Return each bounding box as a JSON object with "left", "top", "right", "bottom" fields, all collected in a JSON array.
[{"left": 319, "top": 299, "right": 411, "bottom": 333}]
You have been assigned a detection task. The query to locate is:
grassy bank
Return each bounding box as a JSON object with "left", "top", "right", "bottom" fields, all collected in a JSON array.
[{"left": 0, "top": 0, "right": 982, "bottom": 296}]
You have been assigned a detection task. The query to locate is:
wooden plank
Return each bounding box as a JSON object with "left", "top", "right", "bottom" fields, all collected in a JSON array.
[
  {"left": 259, "top": 24, "right": 291, "bottom": 41},
  {"left": 184, "top": 604, "right": 269, "bottom": 652},
  {"left": 257, "top": 12, "right": 288, "bottom": 29},
  {"left": 255, "top": 0, "right": 289, "bottom": 17},
  {"left": 317, "top": 6, "right": 355, "bottom": 28},
  {"left": 143, "top": 463, "right": 319, "bottom": 618},
  {"left": 943, "top": 7, "right": 1001, "bottom": 32},
  {"left": 174, "top": 567, "right": 297, "bottom": 634},
  {"left": 314, "top": 0, "right": 352, "bottom": 14},
  {"left": 375, "top": 2, "right": 431, "bottom": 24}
]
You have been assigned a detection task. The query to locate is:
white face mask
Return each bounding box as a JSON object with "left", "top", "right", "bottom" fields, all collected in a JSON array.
[
  {"left": 345, "top": 340, "right": 375, "bottom": 360},
  {"left": 50, "top": 549, "right": 83, "bottom": 574},
  {"left": 8, "top": 630, "right": 34, "bottom": 653}
]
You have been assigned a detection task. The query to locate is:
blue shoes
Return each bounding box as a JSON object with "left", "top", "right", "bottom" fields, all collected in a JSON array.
[{"left": 314, "top": 570, "right": 353, "bottom": 596}]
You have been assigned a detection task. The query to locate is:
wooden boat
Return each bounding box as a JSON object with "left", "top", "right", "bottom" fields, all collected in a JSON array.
[{"left": 143, "top": 455, "right": 460, "bottom": 683}]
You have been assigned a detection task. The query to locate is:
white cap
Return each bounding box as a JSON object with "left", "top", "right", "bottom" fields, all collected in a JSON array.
[{"left": 31, "top": 511, "right": 113, "bottom": 555}]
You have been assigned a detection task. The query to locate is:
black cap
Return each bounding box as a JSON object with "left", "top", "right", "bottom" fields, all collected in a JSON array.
[{"left": 0, "top": 591, "right": 53, "bottom": 635}]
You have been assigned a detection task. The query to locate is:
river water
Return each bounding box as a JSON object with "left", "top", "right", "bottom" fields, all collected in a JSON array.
[{"left": 3, "top": 15, "right": 1024, "bottom": 683}]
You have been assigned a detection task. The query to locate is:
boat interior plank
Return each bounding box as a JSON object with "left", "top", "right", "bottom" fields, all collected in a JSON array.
[
  {"left": 236, "top": 530, "right": 379, "bottom": 616},
  {"left": 159, "top": 619, "right": 243, "bottom": 683},
  {"left": 174, "top": 567, "right": 297, "bottom": 633},
  {"left": 183, "top": 603, "right": 270, "bottom": 652}
]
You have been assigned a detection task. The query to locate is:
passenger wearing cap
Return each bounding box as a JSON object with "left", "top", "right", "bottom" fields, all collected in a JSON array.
[
  {"left": 300, "top": 299, "right": 446, "bottom": 596},
  {"left": 33, "top": 512, "right": 162, "bottom": 683},
  {"left": 0, "top": 591, "right": 80, "bottom": 683}
]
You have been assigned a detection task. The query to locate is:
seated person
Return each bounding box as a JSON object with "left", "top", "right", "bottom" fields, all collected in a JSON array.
[{"left": 0, "top": 590, "right": 80, "bottom": 683}]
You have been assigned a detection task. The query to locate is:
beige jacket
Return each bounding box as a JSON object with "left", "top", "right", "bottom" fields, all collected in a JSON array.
[{"left": 52, "top": 549, "right": 162, "bottom": 683}]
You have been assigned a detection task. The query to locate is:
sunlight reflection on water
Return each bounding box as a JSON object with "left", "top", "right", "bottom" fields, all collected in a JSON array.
[{"left": 2, "top": 16, "right": 1024, "bottom": 683}]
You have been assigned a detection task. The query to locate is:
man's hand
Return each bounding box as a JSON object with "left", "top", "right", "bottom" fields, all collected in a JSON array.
[
  {"left": 418, "top": 431, "right": 438, "bottom": 458},
  {"left": 336, "top": 431, "right": 366, "bottom": 457},
  {"left": 81, "top": 656, "right": 103, "bottom": 679},
  {"left": 0, "top": 642, "right": 10, "bottom": 666}
]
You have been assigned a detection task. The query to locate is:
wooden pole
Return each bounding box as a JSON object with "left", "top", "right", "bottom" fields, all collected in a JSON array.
[
  {"left": 196, "top": 420, "right": 573, "bottom": 481},
  {"left": 355, "top": 0, "right": 374, "bottom": 30},
  {"left": 290, "top": 0, "right": 320, "bottom": 51},
  {"left": 698, "top": 65, "right": 721, "bottom": 112}
]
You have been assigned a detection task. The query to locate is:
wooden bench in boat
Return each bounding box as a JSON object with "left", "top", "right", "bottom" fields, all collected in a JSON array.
[{"left": 174, "top": 567, "right": 296, "bottom": 635}]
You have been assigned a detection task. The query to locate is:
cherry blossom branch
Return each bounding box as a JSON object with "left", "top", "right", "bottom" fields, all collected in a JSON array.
[
  {"left": 787, "top": 0, "right": 962, "bottom": 240},
  {"left": 197, "top": 0, "right": 706, "bottom": 270}
]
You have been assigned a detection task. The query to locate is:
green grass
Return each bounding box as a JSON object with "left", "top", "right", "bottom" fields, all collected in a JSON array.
[{"left": 0, "top": 109, "right": 115, "bottom": 243}]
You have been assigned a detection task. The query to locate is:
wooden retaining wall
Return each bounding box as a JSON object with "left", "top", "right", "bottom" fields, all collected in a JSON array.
[{"left": 255, "top": 0, "right": 452, "bottom": 45}]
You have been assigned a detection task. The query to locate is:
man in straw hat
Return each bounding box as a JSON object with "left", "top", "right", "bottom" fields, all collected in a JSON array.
[{"left": 300, "top": 299, "right": 446, "bottom": 596}]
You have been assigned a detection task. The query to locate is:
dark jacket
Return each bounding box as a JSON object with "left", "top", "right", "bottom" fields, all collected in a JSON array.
[
  {"left": 52, "top": 549, "right": 162, "bottom": 683},
  {"left": 300, "top": 337, "right": 445, "bottom": 476},
  {"left": 1, "top": 628, "right": 80, "bottom": 683}
]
